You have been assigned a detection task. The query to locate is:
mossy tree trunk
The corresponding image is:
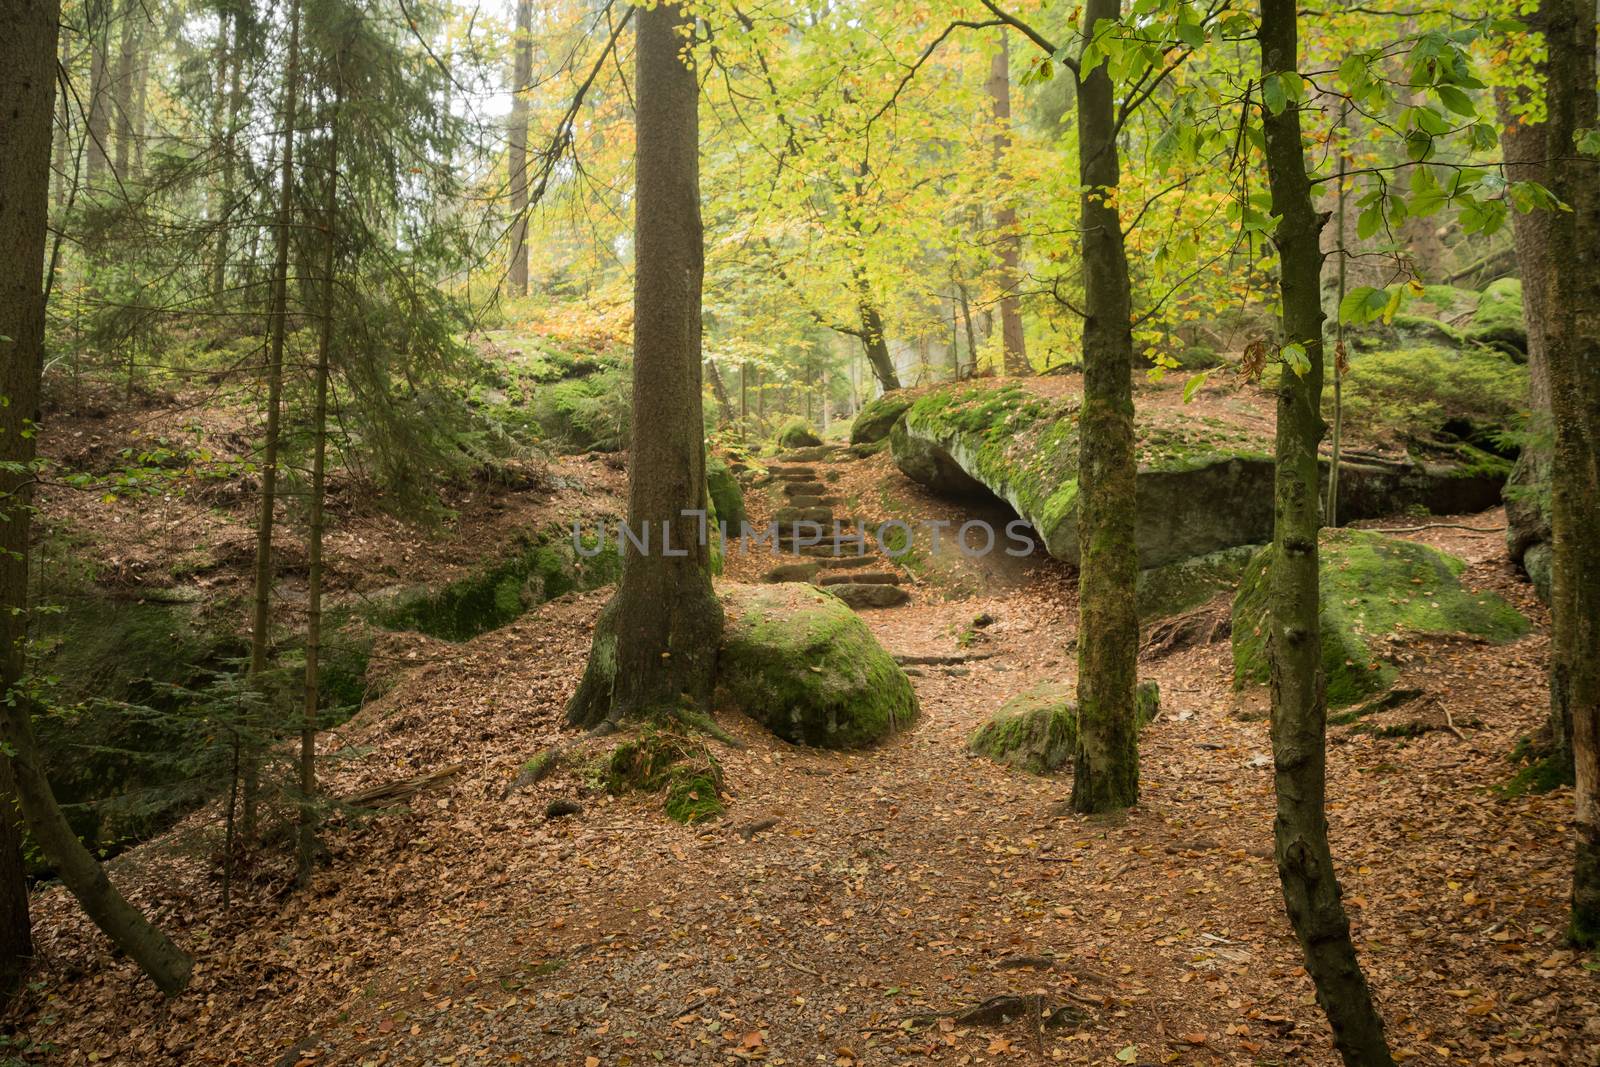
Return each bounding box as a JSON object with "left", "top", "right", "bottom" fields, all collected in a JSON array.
[
  {"left": 567, "top": 1, "right": 723, "bottom": 728},
  {"left": 986, "top": 30, "right": 1028, "bottom": 377},
  {"left": 1540, "top": 0, "right": 1600, "bottom": 947},
  {"left": 1258, "top": 1, "right": 1393, "bottom": 1060},
  {"left": 1071, "top": 0, "right": 1139, "bottom": 814},
  {"left": 507, "top": 0, "right": 532, "bottom": 296},
  {"left": 244, "top": 0, "right": 305, "bottom": 843},
  {"left": 0, "top": 0, "right": 191, "bottom": 996}
]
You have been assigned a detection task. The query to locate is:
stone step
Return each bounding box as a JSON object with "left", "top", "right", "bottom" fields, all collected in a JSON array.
[
  {"left": 780, "top": 481, "right": 828, "bottom": 497},
  {"left": 786, "top": 494, "right": 826, "bottom": 509},
  {"left": 769, "top": 466, "right": 817, "bottom": 480},
  {"left": 764, "top": 562, "right": 820, "bottom": 583},
  {"left": 827, "top": 583, "right": 911, "bottom": 609},
  {"left": 816, "top": 571, "right": 901, "bottom": 587},
  {"left": 814, "top": 554, "right": 877, "bottom": 570},
  {"left": 778, "top": 446, "right": 840, "bottom": 463},
  {"left": 772, "top": 506, "right": 833, "bottom": 526},
  {"left": 797, "top": 541, "right": 873, "bottom": 558}
]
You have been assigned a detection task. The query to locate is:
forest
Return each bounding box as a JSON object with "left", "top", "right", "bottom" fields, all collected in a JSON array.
[{"left": 0, "top": 0, "right": 1597, "bottom": 1062}]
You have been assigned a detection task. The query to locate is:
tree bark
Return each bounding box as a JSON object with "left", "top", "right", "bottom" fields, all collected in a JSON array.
[
  {"left": 211, "top": 12, "right": 238, "bottom": 306},
  {"left": 957, "top": 280, "right": 978, "bottom": 379},
  {"left": 85, "top": 0, "right": 112, "bottom": 188},
  {"left": 1258, "top": 0, "right": 1394, "bottom": 1059},
  {"left": 566, "top": 0, "right": 723, "bottom": 728},
  {"left": 987, "top": 30, "right": 1029, "bottom": 377},
  {"left": 244, "top": 0, "right": 306, "bottom": 842},
  {"left": 1, "top": 0, "right": 191, "bottom": 996},
  {"left": 507, "top": 0, "right": 532, "bottom": 296},
  {"left": 1540, "top": 0, "right": 1600, "bottom": 947},
  {"left": 112, "top": 0, "right": 138, "bottom": 181},
  {"left": 1071, "top": 0, "right": 1139, "bottom": 813},
  {"left": 705, "top": 359, "right": 735, "bottom": 425}
]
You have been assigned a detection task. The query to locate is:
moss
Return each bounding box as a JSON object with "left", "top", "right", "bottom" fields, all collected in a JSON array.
[
  {"left": 717, "top": 582, "right": 918, "bottom": 748},
  {"left": 968, "top": 681, "right": 1158, "bottom": 775},
  {"left": 1464, "top": 278, "right": 1526, "bottom": 354},
  {"left": 1232, "top": 529, "right": 1529, "bottom": 707},
  {"left": 532, "top": 365, "right": 631, "bottom": 452},
  {"left": 850, "top": 393, "right": 914, "bottom": 444},
  {"left": 606, "top": 729, "right": 725, "bottom": 824},
  {"left": 374, "top": 526, "right": 621, "bottom": 641},
  {"left": 1332, "top": 345, "right": 1526, "bottom": 448},
  {"left": 775, "top": 417, "right": 823, "bottom": 449},
  {"left": 707, "top": 456, "right": 746, "bottom": 530}
]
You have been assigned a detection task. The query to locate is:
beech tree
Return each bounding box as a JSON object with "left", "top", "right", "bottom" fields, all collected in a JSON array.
[
  {"left": 567, "top": 0, "right": 724, "bottom": 727},
  {"left": 985, "top": 29, "right": 1029, "bottom": 377}
]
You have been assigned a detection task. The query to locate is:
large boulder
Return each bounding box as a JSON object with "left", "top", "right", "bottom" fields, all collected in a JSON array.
[
  {"left": 1232, "top": 530, "right": 1528, "bottom": 707},
  {"left": 890, "top": 382, "right": 1506, "bottom": 568},
  {"left": 968, "top": 681, "right": 1160, "bottom": 775},
  {"left": 707, "top": 456, "right": 746, "bottom": 531},
  {"left": 775, "top": 418, "right": 823, "bottom": 449},
  {"left": 850, "top": 393, "right": 914, "bottom": 445},
  {"left": 1464, "top": 278, "right": 1527, "bottom": 356},
  {"left": 717, "top": 583, "right": 918, "bottom": 748}
]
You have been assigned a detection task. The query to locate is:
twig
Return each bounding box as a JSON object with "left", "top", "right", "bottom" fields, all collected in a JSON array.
[{"left": 1362, "top": 522, "right": 1506, "bottom": 534}]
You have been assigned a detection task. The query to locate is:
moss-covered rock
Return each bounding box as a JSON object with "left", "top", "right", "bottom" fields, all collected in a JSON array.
[
  {"left": 1137, "top": 546, "right": 1259, "bottom": 620},
  {"left": 968, "top": 681, "right": 1159, "bottom": 775},
  {"left": 532, "top": 364, "right": 631, "bottom": 452},
  {"left": 1334, "top": 345, "right": 1526, "bottom": 451},
  {"left": 707, "top": 456, "right": 746, "bottom": 531},
  {"left": 890, "top": 382, "right": 1505, "bottom": 569},
  {"left": 850, "top": 393, "right": 914, "bottom": 445},
  {"left": 1232, "top": 529, "right": 1528, "bottom": 707},
  {"left": 775, "top": 418, "right": 823, "bottom": 449},
  {"left": 1464, "top": 278, "right": 1527, "bottom": 356},
  {"left": 717, "top": 582, "right": 918, "bottom": 748},
  {"left": 374, "top": 525, "right": 620, "bottom": 641}
]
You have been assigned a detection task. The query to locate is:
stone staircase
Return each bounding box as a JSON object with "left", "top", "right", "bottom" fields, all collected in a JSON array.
[{"left": 758, "top": 449, "right": 912, "bottom": 610}]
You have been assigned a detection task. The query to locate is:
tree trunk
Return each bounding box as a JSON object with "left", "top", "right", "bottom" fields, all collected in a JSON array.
[
  {"left": 299, "top": 81, "right": 342, "bottom": 889},
  {"left": 1258, "top": 0, "right": 1395, "bottom": 1058},
  {"left": 1540, "top": 0, "right": 1600, "bottom": 948},
  {"left": 244, "top": 0, "right": 305, "bottom": 842},
  {"left": 85, "top": 0, "right": 112, "bottom": 188},
  {"left": 112, "top": 0, "right": 138, "bottom": 181},
  {"left": 1, "top": 0, "right": 191, "bottom": 996},
  {"left": 706, "top": 359, "right": 735, "bottom": 425},
  {"left": 1071, "top": 0, "right": 1139, "bottom": 814},
  {"left": 210, "top": 12, "right": 237, "bottom": 306},
  {"left": 987, "top": 30, "right": 1028, "bottom": 377},
  {"left": 856, "top": 292, "right": 901, "bottom": 393},
  {"left": 957, "top": 280, "right": 978, "bottom": 379},
  {"left": 507, "top": 0, "right": 532, "bottom": 296},
  {"left": 566, "top": 0, "right": 723, "bottom": 728}
]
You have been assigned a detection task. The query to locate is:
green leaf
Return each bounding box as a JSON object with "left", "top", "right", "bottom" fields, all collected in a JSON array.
[
  {"left": 1115, "top": 1045, "right": 1139, "bottom": 1063},
  {"left": 1282, "top": 342, "right": 1310, "bottom": 377},
  {"left": 1436, "top": 84, "right": 1476, "bottom": 117},
  {"left": 1339, "top": 286, "right": 1389, "bottom": 325},
  {"left": 1261, "top": 73, "right": 1287, "bottom": 116},
  {"left": 1182, "top": 370, "right": 1213, "bottom": 403}
]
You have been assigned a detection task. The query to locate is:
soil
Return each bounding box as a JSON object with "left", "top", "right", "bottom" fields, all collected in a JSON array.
[{"left": 11, "top": 432, "right": 1597, "bottom": 1066}]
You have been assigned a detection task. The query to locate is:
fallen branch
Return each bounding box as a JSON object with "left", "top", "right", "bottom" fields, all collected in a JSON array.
[
  {"left": 343, "top": 762, "right": 466, "bottom": 809},
  {"left": 893, "top": 651, "right": 997, "bottom": 665},
  {"left": 1361, "top": 522, "right": 1506, "bottom": 535}
]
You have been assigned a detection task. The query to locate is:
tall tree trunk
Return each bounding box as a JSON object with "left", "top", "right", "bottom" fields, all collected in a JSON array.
[
  {"left": 298, "top": 81, "right": 342, "bottom": 889},
  {"left": 210, "top": 12, "right": 236, "bottom": 305},
  {"left": 1258, "top": 0, "right": 1394, "bottom": 1058},
  {"left": 112, "top": 0, "right": 138, "bottom": 181},
  {"left": 957, "top": 280, "right": 978, "bottom": 379},
  {"left": 1071, "top": 0, "right": 1139, "bottom": 813},
  {"left": 566, "top": 0, "right": 723, "bottom": 728},
  {"left": 244, "top": 0, "right": 306, "bottom": 842},
  {"left": 706, "top": 359, "right": 735, "bottom": 425},
  {"left": 987, "top": 30, "right": 1028, "bottom": 376},
  {"left": 85, "top": 0, "right": 112, "bottom": 188},
  {"left": 1, "top": 0, "right": 192, "bottom": 997},
  {"left": 507, "top": 0, "right": 532, "bottom": 296},
  {"left": 855, "top": 288, "right": 901, "bottom": 393},
  {"left": 1540, "top": 0, "right": 1600, "bottom": 948}
]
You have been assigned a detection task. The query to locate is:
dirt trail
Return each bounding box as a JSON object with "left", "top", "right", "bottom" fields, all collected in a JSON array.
[{"left": 15, "top": 450, "right": 1597, "bottom": 1066}]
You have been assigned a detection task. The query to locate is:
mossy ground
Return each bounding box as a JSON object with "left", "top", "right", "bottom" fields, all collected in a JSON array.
[
  {"left": 605, "top": 728, "right": 725, "bottom": 824},
  {"left": 374, "top": 527, "right": 620, "bottom": 641},
  {"left": 968, "top": 681, "right": 1159, "bottom": 775},
  {"left": 1464, "top": 278, "right": 1526, "bottom": 354},
  {"left": 1332, "top": 345, "right": 1526, "bottom": 450},
  {"left": 1232, "top": 529, "right": 1528, "bottom": 707},
  {"left": 716, "top": 583, "right": 917, "bottom": 749}
]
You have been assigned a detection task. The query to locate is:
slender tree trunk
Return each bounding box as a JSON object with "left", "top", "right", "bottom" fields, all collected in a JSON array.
[
  {"left": 987, "top": 30, "right": 1028, "bottom": 376},
  {"left": 1, "top": 0, "right": 192, "bottom": 996},
  {"left": 1258, "top": 0, "right": 1394, "bottom": 1058},
  {"left": 85, "top": 0, "right": 112, "bottom": 188},
  {"left": 211, "top": 13, "right": 236, "bottom": 306},
  {"left": 52, "top": 27, "right": 72, "bottom": 209},
  {"left": 507, "top": 0, "right": 532, "bottom": 296},
  {"left": 244, "top": 0, "right": 306, "bottom": 842},
  {"left": 1540, "top": 0, "right": 1600, "bottom": 947},
  {"left": 957, "top": 280, "right": 978, "bottom": 379},
  {"left": 566, "top": 0, "right": 723, "bottom": 728},
  {"left": 856, "top": 290, "right": 901, "bottom": 393},
  {"left": 298, "top": 81, "right": 342, "bottom": 889},
  {"left": 706, "top": 359, "right": 734, "bottom": 425},
  {"left": 1071, "top": 0, "right": 1139, "bottom": 813}
]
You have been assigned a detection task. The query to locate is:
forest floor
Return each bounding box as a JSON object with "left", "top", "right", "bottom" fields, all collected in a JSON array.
[{"left": 12, "top": 410, "right": 1600, "bottom": 1067}]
